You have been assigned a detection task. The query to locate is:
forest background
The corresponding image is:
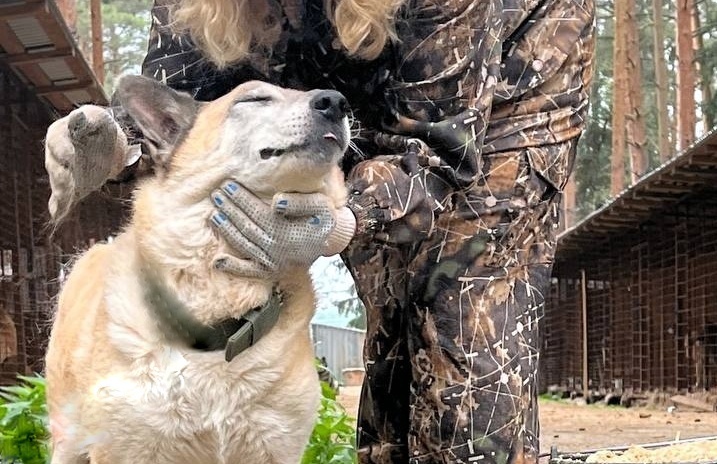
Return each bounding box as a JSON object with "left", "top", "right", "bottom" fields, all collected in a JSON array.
[{"left": 58, "top": 0, "right": 717, "bottom": 328}]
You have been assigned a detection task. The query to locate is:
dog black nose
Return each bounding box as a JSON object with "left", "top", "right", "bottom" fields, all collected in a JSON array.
[{"left": 311, "top": 90, "right": 349, "bottom": 123}]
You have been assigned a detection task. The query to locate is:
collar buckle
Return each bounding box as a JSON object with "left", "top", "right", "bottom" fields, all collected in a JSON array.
[{"left": 225, "top": 290, "right": 284, "bottom": 362}]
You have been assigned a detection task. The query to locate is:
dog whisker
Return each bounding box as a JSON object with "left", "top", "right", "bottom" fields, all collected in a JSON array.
[{"left": 347, "top": 140, "right": 366, "bottom": 161}]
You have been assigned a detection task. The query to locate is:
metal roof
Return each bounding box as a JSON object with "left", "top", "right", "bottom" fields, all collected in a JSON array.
[
  {"left": 557, "top": 128, "right": 717, "bottom": 256},
  {"left": 0, "top": 0, "right": 107, "bottom": 113}
]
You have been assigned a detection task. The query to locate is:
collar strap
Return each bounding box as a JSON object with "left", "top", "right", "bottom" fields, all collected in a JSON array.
[{"left": 141, "top": 264, "right": 283, "bottom": 362}]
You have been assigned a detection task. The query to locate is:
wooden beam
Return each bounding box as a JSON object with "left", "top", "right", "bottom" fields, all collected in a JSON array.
[
  {"left": 581, "top": 223, "right": 622, "bottom": 233},
  {"left": 615, "top": 204, "right": 653, "bottom": 213},
  {"left": 602, "top": 213, "right": 646, "bottom": 223},
  {"left": 43, "top": 92, "right": 72, "bottom": 113},
  {"left": 63, "top": 55, "right": 90, "bottom": 84},
  {"left": 0, "top": 1, "right": 46, "bottom": 21},
  {"left": 0, "top": 20, "right": 25, "bottom": 54},
  {"left": 33, "top": 9, "right": 71, "bottom": 49},
  {"left": 689, "top": 158, "right": 717, "bottom": 167},
  {"left": 34, "top": 80, "right": 93, "bottom": 95},
  {"left": 677, "top": 167, "right": 717, "bottom": 175},
  {"left": 623, "top": 196, "right": 660, "bottom": 206},
  {"left": 658, "top": 175, "right": 712, "bottom": 184},
  {"left": 15, "top": 62, "right": 52, "bottom": 86},
  {"left": 4, "top": 47, "right": 74, "bottom": 64},
  {"left": 642, "top": 185, "right": 691, "bottom": 194},
  {"left": 670, "top": 395, "right": 716, "bottom": 412},
  {"left": 581, "top": 268, "right": 588, "bottom": 394}
]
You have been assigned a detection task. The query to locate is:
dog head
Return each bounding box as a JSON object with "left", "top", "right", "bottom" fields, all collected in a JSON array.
[{"left": 115, "top": 75, "right": 350, "bottom": 201}]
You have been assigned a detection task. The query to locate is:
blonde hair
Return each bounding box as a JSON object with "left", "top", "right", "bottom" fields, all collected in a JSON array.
[{"left": 171, "top": 0, "right": 405, "bottom": 68}]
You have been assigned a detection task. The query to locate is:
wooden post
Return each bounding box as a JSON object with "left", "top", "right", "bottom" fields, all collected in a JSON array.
[
  {"left": 90, "top": 0, "right": 104, "bottom": 85},
  {"left": 581, "top": 269, "right": 589, "bottom": 394},
  {"left": 561, "top": 173, "right": 577, "bottom": 231}
]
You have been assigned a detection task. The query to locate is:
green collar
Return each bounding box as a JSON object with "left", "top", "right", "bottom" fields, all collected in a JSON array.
[{"left": 141, "top": 265, "right": 283, "bottom": 362}]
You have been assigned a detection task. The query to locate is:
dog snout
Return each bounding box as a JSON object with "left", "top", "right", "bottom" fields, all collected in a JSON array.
[{"left": 310, "top": 90, "right": 349, "bottom": 123}]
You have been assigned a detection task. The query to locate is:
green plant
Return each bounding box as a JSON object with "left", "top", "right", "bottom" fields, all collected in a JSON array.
[
  {"left": 0, "top": 375, "right": 50, "bottom": 464},
  {"left": 302, "top": 381, "right": 357, "bottom": 464}
]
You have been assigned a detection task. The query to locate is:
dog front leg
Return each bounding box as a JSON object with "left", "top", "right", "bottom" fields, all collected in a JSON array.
[{"left": 50, "top": 441, "right": 90, "bottom": 464}]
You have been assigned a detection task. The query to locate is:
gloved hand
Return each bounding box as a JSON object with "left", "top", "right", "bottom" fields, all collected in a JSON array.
[
  {"left": 347, "top": 139, "right": 435, "bottom": 244},
  {"left": 209, "top": 181, "right": 356, "bottom": 280},
  {"left": 44, "top": 105, "right": 132, "bottom": 223}
]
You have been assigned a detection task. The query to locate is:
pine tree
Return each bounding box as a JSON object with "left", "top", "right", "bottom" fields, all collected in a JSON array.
[
  {"left": 676, "top": 0, "right": 697, "bottom": 150},
  {"left": 652, "top": 0, "right": 673, "bottom": 161},
  {"left": 626, "top": 0, "right": 648, "bottom": 182},
  {"left": 75, "top": 0, "right": 151, "bottom": 94},
  {"left": 611, "top": 0, "right": 628, "bottom": 195}
]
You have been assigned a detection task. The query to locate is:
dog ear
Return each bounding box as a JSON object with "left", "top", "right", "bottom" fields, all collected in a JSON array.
[{"left": 113, "top": 75, "right": 200, "bottom": 168}]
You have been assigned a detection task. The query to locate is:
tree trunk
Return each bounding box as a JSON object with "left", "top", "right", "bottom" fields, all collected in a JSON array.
[
  {"left": 611, "top": 0, "right": 628, "bottom": 196},
  {"left": 625, "top": 0, "right": 647, "bottom": 183},
  {"left": 676, "top": 0, "right": 696, "bottom": 151},
  {"left": 693, "top": 4, "right": 714, "bottom": 130},
  {"left": 90, "top": 0, "right": 104, "bottom": 86},
  {"left": 652, "top": 0, "right": 672, "bottom": 162}
]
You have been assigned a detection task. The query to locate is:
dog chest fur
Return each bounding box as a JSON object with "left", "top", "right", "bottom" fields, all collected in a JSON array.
[{"left": 47, "top": 232, "right": 320, "bottom": 464}]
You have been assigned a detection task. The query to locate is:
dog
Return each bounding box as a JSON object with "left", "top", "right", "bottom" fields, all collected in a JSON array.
[{"left": 45, "top": 75, "right": 350, "bottom": 464}]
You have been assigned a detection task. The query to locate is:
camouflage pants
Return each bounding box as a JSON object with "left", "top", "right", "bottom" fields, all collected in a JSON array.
[
  {"left": 341, "top": 1, "right": 594, "bottom": 462},
  {"left": 343, "top": 144, "right": 564, "bottom": 464}
]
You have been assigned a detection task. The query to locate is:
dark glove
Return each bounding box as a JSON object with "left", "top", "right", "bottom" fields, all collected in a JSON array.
[{"left": 347, "top": 139, "right": 435, "bottom": 244}]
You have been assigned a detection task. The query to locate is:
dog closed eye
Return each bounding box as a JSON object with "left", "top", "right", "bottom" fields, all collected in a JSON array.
[{"left": 234, "top": 95, "right": 272, "bottom": 104}]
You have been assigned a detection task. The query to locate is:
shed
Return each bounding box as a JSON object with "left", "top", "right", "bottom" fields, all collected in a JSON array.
[
  {"left": 543, "top": 129, "right": 717, "bottom": 395},
  {"left": 311, "top": 323, "right": 365, "bottom": 384}
]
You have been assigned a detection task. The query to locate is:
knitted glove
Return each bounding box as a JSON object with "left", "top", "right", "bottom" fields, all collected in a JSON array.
[
  {"left": 44, "top": 105, "right": 131, "bottom": 223},
  {"left": 209, "top": 181, "right": 356, "bottom": 280}
]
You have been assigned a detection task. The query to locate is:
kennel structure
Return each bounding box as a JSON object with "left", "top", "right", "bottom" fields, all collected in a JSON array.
[
  {"left": 543, "top": 129, "right": 717, "bottom": 395},
  {"left": 0, "top": 0, "right": 122, "bottom": 384},
  {"left": 311, "top": 323, "right": 365, "bottom": 382}
]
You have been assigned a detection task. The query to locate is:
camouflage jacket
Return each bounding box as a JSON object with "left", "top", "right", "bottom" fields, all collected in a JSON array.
[{"left": 142, "top": 0, "right": 592, "bottom": 195}]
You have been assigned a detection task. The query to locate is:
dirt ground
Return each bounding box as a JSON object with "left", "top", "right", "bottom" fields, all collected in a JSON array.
[{"left": 337, "top": 387, "right": 717, "bottom": 454}]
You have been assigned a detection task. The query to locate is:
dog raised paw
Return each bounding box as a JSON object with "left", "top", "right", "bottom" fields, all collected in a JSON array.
[
  {"left": 45, "top": 105, "right": 130, "bottom": 223},
  {"left": 67, "top": 108, "right": 116, "bottom": 148}
]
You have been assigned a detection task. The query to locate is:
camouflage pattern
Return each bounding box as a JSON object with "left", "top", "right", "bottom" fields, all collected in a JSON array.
[{"left": 140, "top": 0, "right": 595, "bottom": 463}]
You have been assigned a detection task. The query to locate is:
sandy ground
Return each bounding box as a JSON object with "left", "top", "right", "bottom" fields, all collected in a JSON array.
[{"left": 337, "top": 386, "right": 717, "bottom": 454}]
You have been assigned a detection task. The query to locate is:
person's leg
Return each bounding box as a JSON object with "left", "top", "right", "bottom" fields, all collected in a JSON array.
[
  {"left": 399, "top": 0, "right": 595, "bottom": 458},
  {"left": 402, "top": 146, "right": 562, "bottom": 463},
  {"left": 343, "top": 243, "right": 413, "bottom": 463},
  {"left": 344, "top": 143, "right": 562, "bottom": 464}
]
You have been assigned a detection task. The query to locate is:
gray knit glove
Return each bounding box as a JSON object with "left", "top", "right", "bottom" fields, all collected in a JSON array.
[
  {"left": 209, "top": 181, "right": 356, "bottom": 279},
  {"left": 44, "top": 105, "right": 132, "bottom": 223}
]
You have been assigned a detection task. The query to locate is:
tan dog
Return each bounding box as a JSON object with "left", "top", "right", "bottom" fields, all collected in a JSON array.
[{"left": 45, "top": 75, "right": 350, "bottom": 464}]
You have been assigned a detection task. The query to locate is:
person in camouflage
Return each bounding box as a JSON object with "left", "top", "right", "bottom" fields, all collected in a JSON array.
[{"left": 51, "top": 0, "right": 595, "bottom": 462}]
